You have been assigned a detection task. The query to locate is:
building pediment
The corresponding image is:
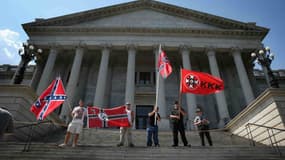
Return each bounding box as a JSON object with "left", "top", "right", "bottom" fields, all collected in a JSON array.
[
  {"left": 71, "top": 9, "right": 220, "bottom": 30},
  {"left": 23, "top": 0, "right": 268, "bottom": 39}
]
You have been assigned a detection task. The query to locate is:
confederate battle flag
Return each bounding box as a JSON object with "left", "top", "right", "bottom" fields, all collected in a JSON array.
[
  {"left": 30, "top": 77, "right": 66, "bottom": 120},
  {"left": 87, "top": 106, "right": 130, "bottom": 128},
  {"left": 158, "top": 46, "right": 172, "bottom": 78},
  {"left": 180, "top": 69, "right": 224, "bottom": 95}
]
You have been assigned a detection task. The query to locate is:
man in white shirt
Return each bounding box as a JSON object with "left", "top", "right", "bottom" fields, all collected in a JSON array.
[
  {"left": 117, "top": 102, "right": 135, "bottom": 147},
  {"left": 59, "top": 100, "right": 87, "bottom": 147}
]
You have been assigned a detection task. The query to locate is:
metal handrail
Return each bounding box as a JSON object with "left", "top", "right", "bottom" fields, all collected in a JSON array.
[
  {"left": 246, "top": 123, "right": 285, "bottom": 132},
  {"left": 245, "top": 123, "right": 284, "bottom": 156},
  {"left": 14, "top": 120, "right": 54, "bottom": 152}
]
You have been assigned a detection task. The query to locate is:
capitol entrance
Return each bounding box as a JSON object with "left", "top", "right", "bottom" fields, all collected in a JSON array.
[{"left": 135, "top": 105, "right": 153, "bottom": 129}]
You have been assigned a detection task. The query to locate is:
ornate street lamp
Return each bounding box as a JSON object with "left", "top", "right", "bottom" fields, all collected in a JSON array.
[
  {"left": 13, "top": 42, "right": 42, "bottom": 84},
  {"left": 251, "top": 46, "right": 279, "bottom": 88}
]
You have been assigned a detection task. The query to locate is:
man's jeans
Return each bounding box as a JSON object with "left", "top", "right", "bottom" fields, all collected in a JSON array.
[{"left": 147, "top": 125, "right": 159, "bottom": 146}]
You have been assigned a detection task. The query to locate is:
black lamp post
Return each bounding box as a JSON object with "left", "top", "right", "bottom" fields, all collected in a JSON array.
[
  {"left": 13, "top": 42, "right": 42, "bottom": 84},
  {"left": 251, "top": 46, "right": 279, "bottom": 88}
]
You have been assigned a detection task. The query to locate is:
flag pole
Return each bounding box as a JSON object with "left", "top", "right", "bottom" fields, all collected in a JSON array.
[
  {"left": 178, "top": 67, "right": 183, "bottom": 119},
  {"left": 155, "top": 44, "right": 162, "bottom": 125},
  {"left": 155, "top": 44, "right": 161, "bottom": 107},
  {"left": 178, "top": 67, "right": 182, "bottom": 105}
]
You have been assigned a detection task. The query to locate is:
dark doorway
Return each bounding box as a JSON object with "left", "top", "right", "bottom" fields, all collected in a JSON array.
[{"left": 136, "top": 105, "right": 153, "bottom": 129}]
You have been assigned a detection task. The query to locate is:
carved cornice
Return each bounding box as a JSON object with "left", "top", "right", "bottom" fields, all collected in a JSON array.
[
  {"left": 22, "top": 0, "right": 268, "bottom": 40},
  {"left": 24, "top": 26, "right": 266, "bottom": 39}
]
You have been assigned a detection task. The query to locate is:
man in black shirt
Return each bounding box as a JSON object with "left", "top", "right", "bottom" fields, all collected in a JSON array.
[
  {"left": 147, "top": 105, "right": 161, "bottom": 147},
  {"left": 170, "top": 101, "right": 189, "bottom": 147},
  {"left": 194, "top": 107, "right": 213, "bottom": 146}
]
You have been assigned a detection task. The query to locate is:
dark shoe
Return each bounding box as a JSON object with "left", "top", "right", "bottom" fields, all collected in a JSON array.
[
  {"left": 185, "top": 144, "right": 191, "bottom": 147},
  {"left": 117, "top": 143, "right": 123, "bottom": 147},
  {"left": 129, "top": 143, "right": 135, "bottom": 147},
  {"left": 172, "top": 144, "right": 178, "bottom": 147},
  {"left": 155, "top": 144, "right": 160, "bottom": 147}
]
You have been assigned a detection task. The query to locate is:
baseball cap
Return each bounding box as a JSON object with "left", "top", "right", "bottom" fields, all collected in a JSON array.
[{"left": 196, "top": 108, "right": 202, "bottom": 112}]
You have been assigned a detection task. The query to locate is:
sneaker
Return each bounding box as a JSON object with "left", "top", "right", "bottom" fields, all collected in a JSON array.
[
  {"left": 117, "top": 143, "right": 123, "bottom": 147},
  {"left": 155, "top": 144, "right": 160, "bottom": 147},
  {"left": 72, "top": 143, "right": 76, "bottom": 148},
  {"left": 172, "top": 144, "right": 178, "bottom": 147},
  {"left": 58, "top": 143, "right": 67, "bottom": 147}
]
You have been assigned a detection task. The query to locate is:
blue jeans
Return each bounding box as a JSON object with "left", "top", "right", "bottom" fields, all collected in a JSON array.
[{"left": 147, "top": 126, "right": 159, "bottom": 146}]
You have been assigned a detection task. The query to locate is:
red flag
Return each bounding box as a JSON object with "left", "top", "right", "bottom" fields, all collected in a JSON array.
[
  {"left": 87, "top": 105, "right": 130, "bottom": 128},
  {"left": 30, "top": 77, "right": 66, "bottom": 120},
  {"left": 180, "top": 69, "right": 224, "bottom": 95},
  {"left": 158, "top": 47, "right": 172, "bottom": 78}
]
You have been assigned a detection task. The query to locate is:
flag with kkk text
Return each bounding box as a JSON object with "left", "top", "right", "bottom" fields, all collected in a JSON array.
[
  {"left": 180, "top": 69, "right": 224, "bottom": 95},
  {"left": 30, "top": 77, "right": 66, "bottom": 120},
  {"left": 158, "top": 47, "right": 172, "bottom": 78},
  {"left": 88, "top": 105, "right": 130, "bottom": 128}
]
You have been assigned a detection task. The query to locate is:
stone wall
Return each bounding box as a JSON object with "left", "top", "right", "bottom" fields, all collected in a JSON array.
[
  {"left": 226, "top": 88, "right": 285, "bottom": 146},
  {"left": 0, "top": 85, "right": 63, "bottom": 141}
]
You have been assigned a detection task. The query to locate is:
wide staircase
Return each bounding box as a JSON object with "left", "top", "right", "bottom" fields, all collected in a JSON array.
[{"left": 1, "top": 129, "right": 284, "bottom": 160}]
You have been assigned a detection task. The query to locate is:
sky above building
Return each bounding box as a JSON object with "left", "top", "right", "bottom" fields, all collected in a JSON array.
[{"left": 0, "top": 0, "right": 284, "bottom": 69}]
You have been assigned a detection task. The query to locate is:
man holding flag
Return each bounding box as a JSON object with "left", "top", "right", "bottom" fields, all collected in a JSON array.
[{"left": 59, "top": 100, "right": 87, "bottom": 148}]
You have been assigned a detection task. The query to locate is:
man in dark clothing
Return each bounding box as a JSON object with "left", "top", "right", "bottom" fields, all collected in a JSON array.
[
  {"left": 0, "top": 107, "right": 14, "bottom": 137},
  {"left": 194, "top": 107, "right": 213, "bottom": 146},
  {"left": 146, "top": 105, "right": 161, "bottom": 147},
  {"left": 170, "top": 101, "right": 190, "bottom": 147}
]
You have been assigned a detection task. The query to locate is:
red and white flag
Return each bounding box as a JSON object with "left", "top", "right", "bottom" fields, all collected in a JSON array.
[
  {"left": 180, "top": 69, "right": 224, "bottom": 95},
  {"left": 158, "top": 46, "right": 172, "bottom": 78},
  {"left": 87, "top": 105, "right": 130, "bottom": 128},
  {"left": 30, "top": 77, "right": 66, "bottom": 120}
]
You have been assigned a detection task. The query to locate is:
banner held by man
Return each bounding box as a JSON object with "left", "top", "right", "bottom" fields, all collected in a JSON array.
[{"left": 87, "top": 105, "right": 130, "bottom": 128}]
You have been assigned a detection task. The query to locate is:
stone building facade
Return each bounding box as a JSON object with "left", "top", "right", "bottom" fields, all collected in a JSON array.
[{"left": 7, "top": 0, "right": 280, "bottom": 129}]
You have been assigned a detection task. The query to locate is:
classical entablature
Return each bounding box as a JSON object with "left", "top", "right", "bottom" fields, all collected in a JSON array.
[{"left": 23, "top": 0, "right": 268, "bottom": 39}]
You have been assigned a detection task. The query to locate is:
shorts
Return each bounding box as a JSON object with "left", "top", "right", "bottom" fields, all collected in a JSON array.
[{"left": 67, "top": 123, "right": 83, "bottom": 134}]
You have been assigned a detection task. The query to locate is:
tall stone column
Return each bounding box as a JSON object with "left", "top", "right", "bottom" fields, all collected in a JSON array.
[
  {"left": 36, "top": 47, "right": 58, "bottom": 95},
  {"left": 154, "top": 46, "right": 168, "bottom": 130},
  {"left": 125, "top": 45, "right": 136, "bottom": 106},
  {"left": 232, "top": 48, "right": 255, "bottom": 105},
  {"left": 60, "top": 47, "right": 84, "bottom": 122},
  {"left": 93, "top": 45, "right": 111, "bottom": 107},
  {"left": 180, "top": 45, "right": 197, "bottom": 130},
  {"left": 206, "top": 48, "right": 230, "bottom": 127}
]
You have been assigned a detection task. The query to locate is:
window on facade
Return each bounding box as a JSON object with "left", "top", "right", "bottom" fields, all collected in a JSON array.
[{"left": 139, "top": 72, "right": 151, "bottom": 84}]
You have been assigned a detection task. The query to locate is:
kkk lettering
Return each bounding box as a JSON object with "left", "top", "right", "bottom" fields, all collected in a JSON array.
[
  {"left": 200, "top": 81, "right": 222, "bottom": 90},
  {"left": 180, "top": 69, "right": 224, "bottom": 95}
]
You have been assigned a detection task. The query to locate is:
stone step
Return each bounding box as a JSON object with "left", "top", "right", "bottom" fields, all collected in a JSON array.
[
  {"left": 0, "top": 144, "right": 283, "bottom": 160},
  {"left": 78, "top": 128, "right": 256, "bottom": 147},
  {"left": 1, "top": 129, "right": 283, "bottom": 160}
]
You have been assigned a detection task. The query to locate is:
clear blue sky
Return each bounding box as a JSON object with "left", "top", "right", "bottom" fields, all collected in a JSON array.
[{"left": 0, "top": 0, "right": 284, "bottom": 69}]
